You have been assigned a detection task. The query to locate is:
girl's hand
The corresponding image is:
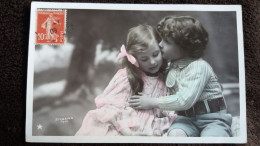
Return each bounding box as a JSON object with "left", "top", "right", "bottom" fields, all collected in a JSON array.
[
  {"left": 120, "top": 128, "right": 151, "bottom": 136},
  {"left": 153, "top": 129, "right": 163, "bottom": 136},
  {"left": 120, "top": 128, "right": 133, "bottom": 136},
  {"left": 129, "top": 93, "right": 159, "bottom": 110},
  {"left": 132, "top": 131, "right": 152, "bottom": 136}
]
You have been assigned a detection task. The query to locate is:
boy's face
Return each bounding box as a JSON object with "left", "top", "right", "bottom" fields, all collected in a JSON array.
[
  {"left": 135, "top": 41, "right": 163, "bottom": 74},
  {"left": 159, "top": 39, "right": 182, "bottom": 61}
]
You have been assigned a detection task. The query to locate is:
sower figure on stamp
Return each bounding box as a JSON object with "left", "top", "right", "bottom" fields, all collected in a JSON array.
[
  {"left": 41, "top": 13, "right": 60, "bottom": 42},
  {"left": 129, "top": 16, "right": 233, "bottom": 137}
]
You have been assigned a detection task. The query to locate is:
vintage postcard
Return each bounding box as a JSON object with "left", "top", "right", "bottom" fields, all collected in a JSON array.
[{"left": 26, "top": 2, "right": 246, "bottom": 143}]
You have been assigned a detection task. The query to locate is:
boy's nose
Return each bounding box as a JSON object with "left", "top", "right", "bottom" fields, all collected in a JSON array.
[
  {"left": 159, "top": 41, "right": 163, "bottom": 47},
  {"left": 159, "top": 42, "right": 164, "bottom": 52}
]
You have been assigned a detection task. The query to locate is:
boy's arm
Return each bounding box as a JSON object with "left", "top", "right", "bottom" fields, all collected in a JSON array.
[
  {"left": 130, "top": 61, "right": 211, "bottom": 111},
  {"left": 157, "top": 61, "right": 211, "bottom": 111},
  {"left": 129, "top": 92, "right": 159, "bottom": 110}
]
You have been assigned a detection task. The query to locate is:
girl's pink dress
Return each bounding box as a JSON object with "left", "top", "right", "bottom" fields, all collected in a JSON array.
[{"left": 75, "top": 68, "right": 177, "bottom": 136}]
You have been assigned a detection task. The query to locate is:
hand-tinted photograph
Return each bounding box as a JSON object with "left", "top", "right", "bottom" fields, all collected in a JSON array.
[{"left": 26, "top": 2, "right": 246, "bottom": 143}]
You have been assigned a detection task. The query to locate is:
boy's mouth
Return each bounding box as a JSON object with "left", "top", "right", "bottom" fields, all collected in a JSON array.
[{"left": 162, "top": 53, "right": 168, "bottom": 59}]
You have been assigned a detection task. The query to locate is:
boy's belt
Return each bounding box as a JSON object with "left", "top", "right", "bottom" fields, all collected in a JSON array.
[{"left": 178, "top": 97, "right": 226, "bottom": 117}]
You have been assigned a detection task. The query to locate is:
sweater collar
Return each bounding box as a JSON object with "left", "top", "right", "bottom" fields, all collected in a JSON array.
[{"left": 170, "top": 58, "right": 198, "bottom": 69}]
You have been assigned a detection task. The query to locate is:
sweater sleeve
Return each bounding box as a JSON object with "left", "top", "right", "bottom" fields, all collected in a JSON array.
[{"left": 158, "top": 60, "right": 211, "bottom": 111}]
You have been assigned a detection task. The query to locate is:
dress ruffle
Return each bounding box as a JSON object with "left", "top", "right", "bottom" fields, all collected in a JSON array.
[{"left": 75, "top": 68, "right": 177, "bottom": 136}]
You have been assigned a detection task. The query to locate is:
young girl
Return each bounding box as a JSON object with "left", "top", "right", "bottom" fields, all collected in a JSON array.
[
  {"left": 129, "top": 16, "right": 232, "bottom": 137},
  {"left": 75, "top": 24, "right": 176, "bottom": 136}
]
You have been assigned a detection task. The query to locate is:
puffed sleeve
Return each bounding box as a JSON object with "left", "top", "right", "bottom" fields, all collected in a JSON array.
[
  {"left": 75, "top": 68, "right": 141, "bottom": 136},
  {"left": 95, "top": 68, "right": 131, "bottom": 109},
  {"left": 94, "top": 68, "right": 142, "bottom": 132}
]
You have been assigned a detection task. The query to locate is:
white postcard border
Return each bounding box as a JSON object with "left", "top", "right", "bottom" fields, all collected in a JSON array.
[{"left": 26, "top": 2, "right": 246, "bottom": 143}]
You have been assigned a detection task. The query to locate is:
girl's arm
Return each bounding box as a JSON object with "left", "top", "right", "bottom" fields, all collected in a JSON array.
[{"left": 130, "top": 60, "right": 211, "bottom": 111}]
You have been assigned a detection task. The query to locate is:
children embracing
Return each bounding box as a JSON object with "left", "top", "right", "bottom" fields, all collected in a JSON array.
[
  {"left": 75, "top": 15, "right": 232, "bottom": 137},
  {"left": 75, "top": 24, "right": 177, "bottom": 136},
  {"left": 129, "top": 16, "right": 232, "bottom": 137}
]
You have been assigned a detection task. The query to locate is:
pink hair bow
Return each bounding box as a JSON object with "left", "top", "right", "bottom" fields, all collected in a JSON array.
[{"left": 117, "top": 45, "right": 139, "bottom": 67}]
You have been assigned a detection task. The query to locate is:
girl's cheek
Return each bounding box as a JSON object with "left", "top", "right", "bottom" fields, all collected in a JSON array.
[{"left": 156, "top": 54, "right": 161, "bottom": 61}]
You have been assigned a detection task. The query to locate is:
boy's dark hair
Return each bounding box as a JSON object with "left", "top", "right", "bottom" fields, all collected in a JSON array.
[{"left": 157, "top": 16, "right": 209, "bottom": 58}]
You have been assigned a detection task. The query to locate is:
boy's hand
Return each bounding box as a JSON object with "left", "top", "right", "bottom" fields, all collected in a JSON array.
[{"left": 129, "top": 93, "right": 159, "bottom": 110}]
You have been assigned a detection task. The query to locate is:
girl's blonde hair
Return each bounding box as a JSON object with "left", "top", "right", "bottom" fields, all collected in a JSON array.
[{"left": 122, "top": 24, "right": 163, "bottom": 95}]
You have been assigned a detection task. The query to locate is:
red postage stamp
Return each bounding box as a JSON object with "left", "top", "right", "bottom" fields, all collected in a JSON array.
[{"left": 36, "top": 10, "right": 66, "bottom": 45}]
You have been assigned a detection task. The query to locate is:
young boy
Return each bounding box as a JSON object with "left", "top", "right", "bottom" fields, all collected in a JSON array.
[{"left": 129, "top": 16, "right": 232, "bottom": 137}]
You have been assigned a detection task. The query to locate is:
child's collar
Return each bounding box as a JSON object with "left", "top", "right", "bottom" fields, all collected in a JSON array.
[
  {"left": 170, "top": 58, "right": 199, "bottom": 69},
  {"left": 139, "top": 68, "right": 160, "bottom": 78}
]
